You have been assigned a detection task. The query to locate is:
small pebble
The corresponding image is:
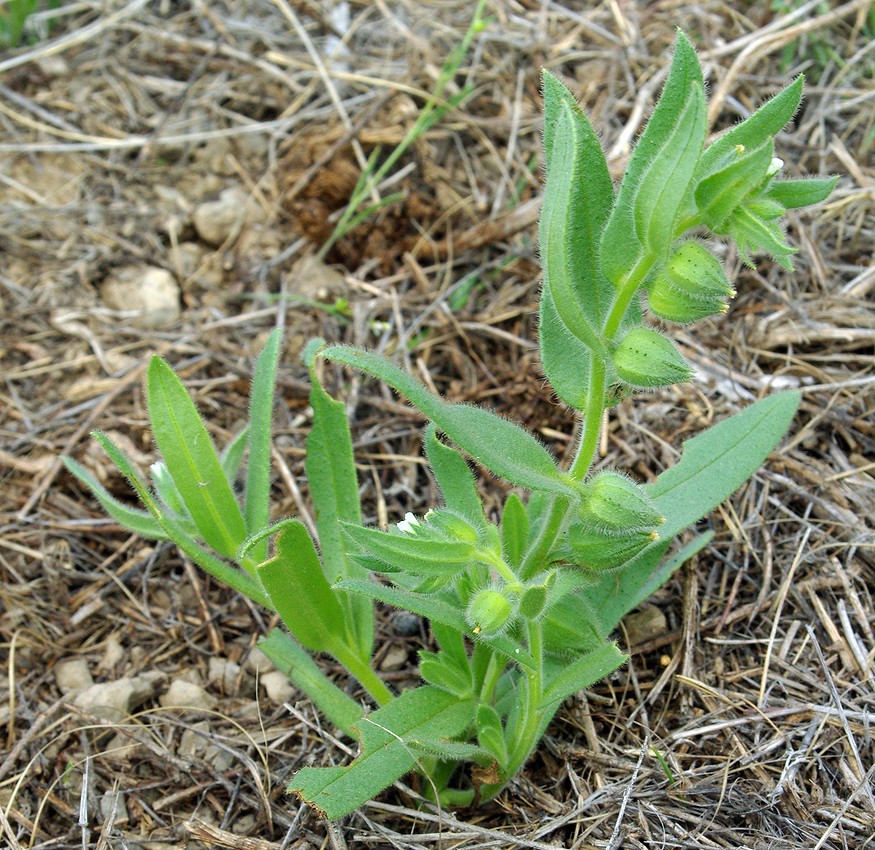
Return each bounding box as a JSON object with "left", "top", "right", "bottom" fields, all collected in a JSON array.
[
  {"left": 73, "top": 676, "right": 155, "bottom": 721},
  {"left": 159, "top": 680, "right": 216, "bottom": 711},
  {"left": 101, "top": 266, "right": 180, "bottom": 328},
  {"left": 55, "top": 658, "right": 93, "bottom": 694},
  {"left": 261, "top": 670, "right": 294, "bottom": 705},
  {"left": 392, "top": 611, "right": 421, "bottom": 637}
]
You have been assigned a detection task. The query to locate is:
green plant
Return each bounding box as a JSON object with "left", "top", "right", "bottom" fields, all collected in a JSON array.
[{"left": 64, "top": 31, "right": 834, "bottom": 820}]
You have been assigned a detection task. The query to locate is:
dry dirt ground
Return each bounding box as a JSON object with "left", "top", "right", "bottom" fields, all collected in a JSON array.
[{"left": 1, "top": 1, "right": 874, "bottom": 848}]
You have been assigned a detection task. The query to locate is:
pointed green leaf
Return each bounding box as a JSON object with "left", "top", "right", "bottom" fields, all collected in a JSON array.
[
  {"left": 337, "top": 578, "right": 535, "bottom": 670},
  {"left": 539, "top": 72, "right": 613, "bottom": 355},
  {"left": 430, "top": 620, "right": 469, "bottom": 671},
  {"left": 407, "top": 738, "right": 491, "bottom": 764},
  {"left": 90, "top": 431, "right": 269, "bottom": 607},
  {"left": 147, "top": 357, "right": 247, "bottom": 560},
  {"left": 321, "top": 345, "right": 577, "bottom": 497},
  {"left": 766, "top": 176, "right": 836, "bottom": 209},
  {"left": 698, "top": 76, "right": 803, "bottom": 177},
  {"left": 63, "top": 455, "right": 168, "bottom": 540},
  {"left": 541, "top": 642, "right": 626, "bottom": 709},
  {"left": 649, "top": 390, "right": 800, "bottom": 537},
  {"left": 501, "top": 493, "right": 529, "bottom": 569},
  {"left": 244, "top": 329, "right": 282, "bottom": 563},
  {"left": 305, "top": 347, "right": 372, "bottom": 660},
  {"left": 344, "top": 524, "right": 476, "bottom": 577},
  {"left": 418, "top": 654, "right": 472, "bottom": 697},
  {"left": 601, "top": 31, "right": 706, "bottom": 286},
  {"left": 257, "top": 520, "right": 345, "bottom": 654},
  {"left": 290, "top": 686, "right": 474, "bottom": 820},
  {"left": 258, "top": 629, "right": 363, "bottom": 736},
  {"left": 423, "top": 424, "right": 486, "bottom": 529}
]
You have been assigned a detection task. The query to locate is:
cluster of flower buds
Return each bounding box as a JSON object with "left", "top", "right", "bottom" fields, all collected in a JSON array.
[
  {"left": 464, "top": 573, "right": 554, "bottom": 636},
  {"left": 647, "top": 241, "right": 736, "bottom": 324},
  {"left": 566, "top": 471, "right": 664, "bottom": 571}
]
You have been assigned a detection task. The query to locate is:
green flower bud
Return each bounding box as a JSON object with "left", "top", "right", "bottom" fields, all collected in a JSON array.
[
  {"left": 566, "top": 524, "right": 659, "bottom": 571},
  {"left": 466, "top": 588, "right": 514, "bottom": 636},
  {"left": 612, "top": 327, "right": 693, "bottom": 388},
  {"left": 581, "top": 471, "right": 664, "bottom": 533},
  {"left": 646, "top": 240, "right": 735, "bottom": 324}
]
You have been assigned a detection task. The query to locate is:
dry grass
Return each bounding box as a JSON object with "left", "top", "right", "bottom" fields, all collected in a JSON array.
[{"left": 1, "top": 1, "right": 873, "bottom": 848}]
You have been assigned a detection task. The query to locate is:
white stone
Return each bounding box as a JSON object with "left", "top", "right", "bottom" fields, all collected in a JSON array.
[
  {"left": 207, "top": 657, "right": 241, "bottom": 694},
  {"left": 244, "top": 646, "right": 275, "bottom": 675},
  {"left": 55, "top": 658, "right": 93, "bottom": 694},
  {"left": 73, "top": 677, "right": 155, "bottom": 721},
  {"left": 193, "top": 186, "right": 249, "bottom": 246},
  {"left": 101, "top": 266, "right": 180, "bottom": 328},
  {"left": 260, "top": 670, "right": 294, "bottom": 705},
  {"left": 159, "top": 679, "right": 216, "bottom": 711}
]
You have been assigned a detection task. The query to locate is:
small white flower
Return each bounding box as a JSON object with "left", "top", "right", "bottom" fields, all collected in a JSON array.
[
  {"left": 396, "top": 512, "right": 420, "bottom": 534},
  {"left": 766, "top": 157, "right": 784, "bottom": 178}
]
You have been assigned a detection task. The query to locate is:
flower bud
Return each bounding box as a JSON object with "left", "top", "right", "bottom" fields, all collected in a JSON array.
[
  {"left": 466, "top": 588, "right": 514, "bottom": 636},
  {"left": 612, "top": 327, "right": 693, "bottom": 388},
  {"left": 581, "top": 471, "right": 664, "bottom": 533},
  {"left": 648, "top": 242, "right": 736, "bottom": 321},
  {"left": 567, "top": 525, "right": 659, "bottom": 572}
]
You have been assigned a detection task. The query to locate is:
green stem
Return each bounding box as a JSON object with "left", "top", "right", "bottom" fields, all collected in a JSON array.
[
  {"left": 568, "top": 357, "right": 606, "bottom": 481},
  {"left": 333, "top": 645, "right": 393, "bottom": 707},
  {"left": 518, "top": 496, "right": 570, "bottom": 582},
  {"left": 603, "top": 254, "right": 654, "bottom": 339},
  {"left": 482, "top": 620, "right": 543, "bottom": 798}
]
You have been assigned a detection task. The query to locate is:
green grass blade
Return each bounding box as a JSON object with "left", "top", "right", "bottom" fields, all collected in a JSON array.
[
  {"left": 147, "top": 356, "right": 247, "bottom": 561},
  {"left": 244, "top": 329, "right": 282, "bottom": 563}
]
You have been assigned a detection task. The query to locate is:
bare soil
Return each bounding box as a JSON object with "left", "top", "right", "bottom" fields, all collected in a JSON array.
[{"left": 1, "top": 2, "right": 873, "bottom": 848}]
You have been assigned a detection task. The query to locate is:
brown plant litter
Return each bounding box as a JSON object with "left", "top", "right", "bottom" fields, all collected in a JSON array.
[{"left": 1, "top": 1, "right": 873, "bottom": 848}]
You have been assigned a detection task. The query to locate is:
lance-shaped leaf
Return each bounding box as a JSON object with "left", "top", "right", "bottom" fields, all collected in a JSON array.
[
  {"left": 697, "top": 76, "right": 803, "bottom": 177},
  {"left": 258, "top": 628, "right": 363, "bottom": 736},
  {"left": 62, "top": 455, "right": 168, "bottom": 540},
  {"left": 540, "top": 72, "right": 613, "bottom": 356},
  {"left": 90, "top": 431, "right": 270, "bottom": 607},
  {"left": 538, "top": 285, "right": 592, "bottom": 410},
  {"left": 321, "top": 345, "right": 577, "bottom": 497},
  {"left": 581, "top": 391, "right": 800, "bottom": 637},
  {"left": 337, "top": 578, "right": 535, "bottom": 670},
  {"left": 501, "top": 493, "right": 529, "bottom": 570},
  {"left": 290, "top": 686, "right": 475, "bottom": 820},
  {"left": 257, "top": 520, "right": 345, "bottom": 654},
  {"left": 423, "top": 424, "right": 487, "bottom": 530},
  {"left": 344, "top": 523, "right": 477, "bottom": 577},
  {"left": 541, "top": 642, "right": 626, "bottom": 709},
  {"left": 601, "top": 31, "right": 706, "bottom": 287},
  {"left": 304, "top": 340, "right": 373, "bottom": 660},
  {"left": 147, "top": 356, "right": 247, "bottom": 560},
  {"left": 765, "top": 176, "right": 836, "bottom": 209},
  {"left": 244, "top": 328, "right": 281, "bottom": 564}
]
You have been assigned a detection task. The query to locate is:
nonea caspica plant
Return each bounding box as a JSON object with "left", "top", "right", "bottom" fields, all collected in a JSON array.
[{"left": 64, "top": 31, "right": 833, "bottom": 819}]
